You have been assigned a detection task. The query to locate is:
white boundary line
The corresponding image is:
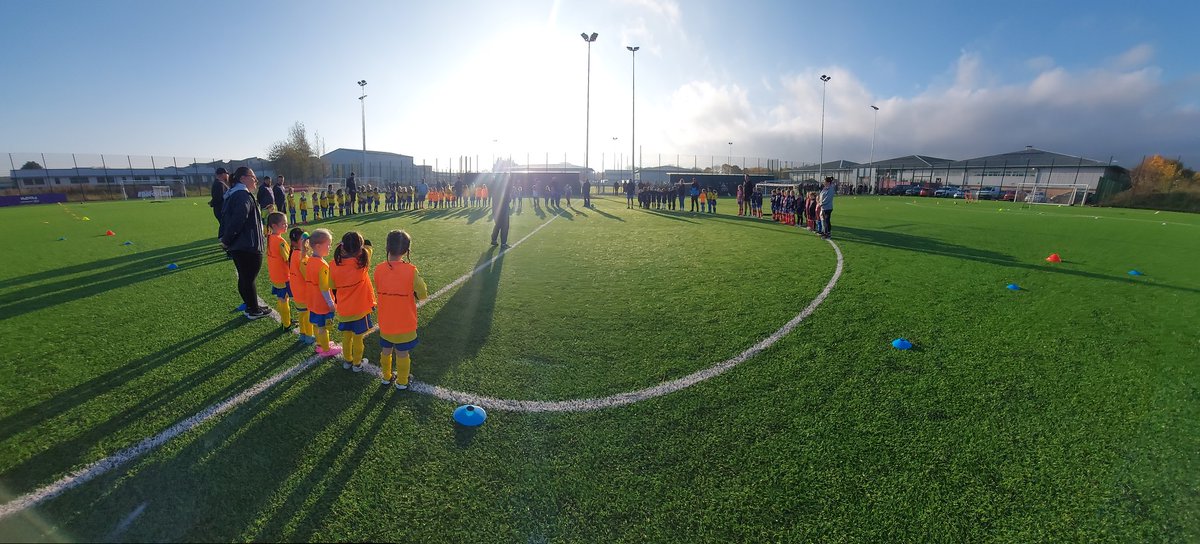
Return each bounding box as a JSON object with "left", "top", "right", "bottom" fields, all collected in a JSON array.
[
  {"left": 0, "top": 213, "right": 561, "bottom": 521},
  {"left": 382, "top": 237, "right": 844, "bottom": 412}
]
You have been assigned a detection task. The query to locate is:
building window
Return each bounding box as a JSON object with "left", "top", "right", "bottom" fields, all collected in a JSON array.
[
  {"left": 24, "top": 178, "right": 46, "bottom": 185},
  {"left": 70, "top": 177, "right": 88, "bottom": 184}
]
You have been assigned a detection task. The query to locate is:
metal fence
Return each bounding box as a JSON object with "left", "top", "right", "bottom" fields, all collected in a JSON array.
[{"left": 4, "top": 150, "right": 809, "bottom": 203}]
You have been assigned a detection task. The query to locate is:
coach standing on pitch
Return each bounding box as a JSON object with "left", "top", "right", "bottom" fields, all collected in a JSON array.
[
  {"left": 490, "top": 178, "right": 512, "bottom": 248},
  {"left": 221, "top": 167, "right": 270, "bottom": 319}
]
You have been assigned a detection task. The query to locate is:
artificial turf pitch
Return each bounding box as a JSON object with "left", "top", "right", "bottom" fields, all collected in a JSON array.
[{"left": 0, "top": 194, "right": 1196, "bottom": 542}]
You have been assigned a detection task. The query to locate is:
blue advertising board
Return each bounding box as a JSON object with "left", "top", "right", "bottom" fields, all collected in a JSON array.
[{"left": 0, "top": 193, "right": 69, "bottom": 207}]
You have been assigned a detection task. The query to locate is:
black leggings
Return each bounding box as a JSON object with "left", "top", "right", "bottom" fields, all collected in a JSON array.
[
  {"left": 822, "top": 209, "right": 832, "bottom": 235},
  {"left": 230, "top": 250, "right": 263, "bottom": 310},
  {"left": 491, "top": 216, "right": 510, "bottom": 245}
]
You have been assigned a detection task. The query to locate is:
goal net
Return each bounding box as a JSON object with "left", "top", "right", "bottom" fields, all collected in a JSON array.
[
  {"left": 151, "top": 185, "right": 172, "bottom": 201},
  {"left": 1012, "top": 183, "right": 1089, "bottom": 207}
]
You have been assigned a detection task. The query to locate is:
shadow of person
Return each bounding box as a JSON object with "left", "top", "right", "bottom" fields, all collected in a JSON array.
[{"left": 404, "top": 249, "right": 504, "bottom": 386}]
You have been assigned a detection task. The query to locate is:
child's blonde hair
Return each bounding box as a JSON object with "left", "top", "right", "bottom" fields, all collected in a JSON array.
[{"left": 310, "top": 228, "right": 333, "bottom": 246}]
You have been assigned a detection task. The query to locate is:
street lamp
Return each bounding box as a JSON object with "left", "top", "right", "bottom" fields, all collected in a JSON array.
[
  {"left": 357, "top": 79, "right": 368, "bottom": 181},
  {"left": 869, "top": 105, "right": 879, "bottom": 193},
  {"left": 727, "top": 141, "right": 733, "bottom": 173},
  {"left": 581, "top": 32, "right": 598, "bottom": 181},
  {"left": 818, "top": 74, "right": 830, "bottom": 183},
  {"left": 627, "top": 46, "right": 639, "bottom": 183}
]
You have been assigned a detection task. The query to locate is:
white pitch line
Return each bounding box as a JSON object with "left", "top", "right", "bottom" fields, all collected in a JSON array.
[
  {"left": 357, "top": 237, "right": 844, "bottom": 412},
  {"left": 0, "top": 212, "right": 560, "bottom": 521}
]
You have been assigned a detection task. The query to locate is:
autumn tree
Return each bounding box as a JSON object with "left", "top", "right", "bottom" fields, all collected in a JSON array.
[
  {"left": 20, "top": 161, "right": 43, "bottom": 170},
  {"left": 268, "top": 122, "right": 325, "bottom": 182}
]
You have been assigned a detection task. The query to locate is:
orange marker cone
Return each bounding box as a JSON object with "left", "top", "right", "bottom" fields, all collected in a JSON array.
[
  {"left": 1045, "top": 253, "right": 1061, "bottom": 263},
  {"left": 105, "top": 230, "right": 115, "bottom": 236}
]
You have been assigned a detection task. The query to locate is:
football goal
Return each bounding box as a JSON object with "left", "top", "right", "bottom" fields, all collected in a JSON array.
[
  {"left": 1012, "top": 183, "right": 1089, "bottom": 207},
  {"left": 150, "top": 185, "right": 173, "bottom": 201}
]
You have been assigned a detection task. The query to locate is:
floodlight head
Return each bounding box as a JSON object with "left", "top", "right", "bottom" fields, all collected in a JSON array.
[
  {"left": 357, "top": 79, "right": 367, "bottom": 86},
  {"left": 871, "top": 105, "right": 879, "bottom": 111},
  {"left": 627, "top": 46, "right": 639, "bottom": 52},
  {"left": 581, "top": 32, "right": 589, "bottom": 40},
  {"left": 590, "top": 32, "right": 599, "bottom": 41},
  {"left": 820, "top": 74, "right": 831, "bottom": 82}
]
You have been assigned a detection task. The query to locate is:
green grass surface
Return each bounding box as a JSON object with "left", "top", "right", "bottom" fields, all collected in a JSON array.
[{"left": 0, "top": 195, "right": 1197, "bottom": 542}]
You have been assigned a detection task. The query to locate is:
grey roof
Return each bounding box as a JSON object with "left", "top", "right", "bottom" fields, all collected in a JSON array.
[
  {"left": 322, "top": 148, "right": 412, "bottom": 161},
  {"left": 952, "top": 147, "right": 1111, "bottom": 168},
  {"left": 868, "top": 155, "right": 953, "bottom": 169},
  {"left": 790, "top": 159, "right": 861, "bottom": 172}
]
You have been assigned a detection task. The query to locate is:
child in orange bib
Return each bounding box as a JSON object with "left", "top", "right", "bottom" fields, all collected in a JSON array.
[
  {"left": 264, "top": 212, "right": 293, "bottom": 328},
  {"left": 287, "top": 227, "right": 314, "bottom": 344},
  {"left": 373, "top": 229, "right": 428, "bottom": 390},
  {"left": 305, "top": 229, "right": 341, "bottom": 356},
  {"left": 331, "top": 231, "right": 376, "bottom": 371}
]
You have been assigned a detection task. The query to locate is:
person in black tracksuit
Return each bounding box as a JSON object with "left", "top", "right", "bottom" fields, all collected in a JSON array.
[
  {"left": 273, "top": 175, "right": 287, "bottom": 217},
  {"left": 210, "top": 167, "right": 230, "bottom": 227},
  {"left": 221, "top": 167, "right": 270, "bottom": 319}
]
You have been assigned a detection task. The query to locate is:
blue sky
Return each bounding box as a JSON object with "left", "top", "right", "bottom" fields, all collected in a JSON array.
[{"left": 2, "top": 0, "right": 1197, "bottom": 169}]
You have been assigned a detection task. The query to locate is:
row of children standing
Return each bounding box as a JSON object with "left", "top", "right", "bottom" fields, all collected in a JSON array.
[
  {"left": 768, "top": 189, "right": 825, "bottom": 234},
  {"left": 263, "top": 212, "right": 428, "bottom": 390}
]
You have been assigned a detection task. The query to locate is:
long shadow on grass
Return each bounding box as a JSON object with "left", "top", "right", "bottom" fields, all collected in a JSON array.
[
  {"left": 0, "top": 328, "right": 297, "bottom": 493},
  {"left": 639, "top": 208, "right": 699, "bottom": 224},
  {"left": 0, "top": 317, "right": 248, "bottom": 442},
  {"left": 0, "top": 244, "right": 226, "bottom": 322},
  {"left": 401, "top": 249, "right": 503, "bottom": 386},
  {"left": 835, "top": 225, "right": 1200, "bottom": 294},
  {"left": 0, "top": 238, "right": 216, "bottom": 292},
  {"left": 45, "top": 364, "right": 364, "bottom": 542},
  {"left": 588, "top": 205, "right": 625, "bottom": 222}
]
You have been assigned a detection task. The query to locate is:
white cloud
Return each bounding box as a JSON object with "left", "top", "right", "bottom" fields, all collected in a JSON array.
[
  {"left": 617, "top": 0, "right": 681, "bottom": 26},
  {"left": 636, "top": 50, "right": 1199, "bottom": 167},
  {"left": 1110, "top": 43, "right": 1154, "bottom": 69},
  {"left": 1025, "top": 55, "right": 1055, "bottom": 72}
]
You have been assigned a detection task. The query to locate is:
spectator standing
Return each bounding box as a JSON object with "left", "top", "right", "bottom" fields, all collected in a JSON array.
[
  {"left": 209, "top": 167, "right": 230, "bottom": 224},
  {"left": 220, "top": 167, "right": 270, "bottom": 319},
  {"left": 273, "top": 175, "right": 287, "bottom": 216},
  {"left": 257, "top": 176, "right": 275, "bottom": 214},
  {"left": 819, "top": 177, "right": 836, "bottom": 239},
  {"left": 346, "top": 172, "right": 358, "bottom": 215}
]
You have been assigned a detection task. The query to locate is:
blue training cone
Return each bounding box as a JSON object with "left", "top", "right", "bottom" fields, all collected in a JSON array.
[
  {"left": 891, "top": 338, "right": 913, "bottom": 350},
  {"left": 122, "top": 240, "right": 133, "bottom": 246},
  {"left": 453, "top": 404, "right": 487, "bottom": 427},
  {"left": 1006, "top": 283, "right": 1021, "bottom": 291},
  {"left": 166, "top": 263, "right": 179, "bottom": 271},
  {"left": 57, "top": 236, "right": 66, "bottom": 241},
  {"left": 1128, "top": 270, "right": 1143, "bottom": 276}
]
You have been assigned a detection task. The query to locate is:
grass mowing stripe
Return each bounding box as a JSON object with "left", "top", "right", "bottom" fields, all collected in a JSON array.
[
  {"left": 0, "top": 212, "right": 560, "bottom": 520},
  {"left": 346, "top": 238, "right": 843, "bottom": 412}
]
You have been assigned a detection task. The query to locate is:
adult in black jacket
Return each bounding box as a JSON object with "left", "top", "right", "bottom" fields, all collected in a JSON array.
[
  {"left": 273, "top": 175, "right": 287, "bottom": 215},
  {"left": 209, "top": 167, "right": 230, "bottom": 224},
  {"left": 221, "top": 167, "right": 270, "bottom": 319},
  {"left": 346, "top": 172, "right": 357, "bottom": 215},
  {"left": 256, "top": 176, "right": 275, "bottom": 214}
]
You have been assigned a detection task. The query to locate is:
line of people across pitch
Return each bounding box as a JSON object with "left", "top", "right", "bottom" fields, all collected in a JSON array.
[{"left": 622, "top": 175, "right": 837, "bottom": 239}]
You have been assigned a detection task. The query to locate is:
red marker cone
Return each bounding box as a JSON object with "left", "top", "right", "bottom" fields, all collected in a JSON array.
[
  {"left": 105, "top": 230, "right": 115, "bottom": 236},
  {"left": 1045, "top": 253, "right": 1061, "bottom": 263}
]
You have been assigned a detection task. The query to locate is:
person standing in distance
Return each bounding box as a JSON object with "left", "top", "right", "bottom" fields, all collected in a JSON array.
[
  {"left": 582, "top": 176, "right": 591, "bottom": 208},
  {"left": 273, "top": 175, "right": 288, "bottom": 219},
  {"left": 346, "top": 171, "right": 358, "bottom": 215},
  {"left": 819, "top": 177, "right": 836, "bottom": 239},
  {"left": 257, "top": 176, "right": 275, "bottom": 215},
  {"left": 209, "top": 167, "right": 230, "bottom": 226},
  {"left": 490, "top": 179, "right": 513, "bottom": 248},
  {"left": 221, "top": 167, "right": 271, "bottom": 319}
]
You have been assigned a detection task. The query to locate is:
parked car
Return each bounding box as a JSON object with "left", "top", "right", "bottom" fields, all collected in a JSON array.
[
  {"left": 888, "top": 184, "right": 915, "bottom": 195},
  {"left": 934, "top": 186, "right": 961, "bottom": 197},
  {"left": 1000, "top": 189, "right": 1018, "bottom": 201},
  {"left": 974, "top": 186, "right": 1002, "bottom": 200},
  {"left": 1024, "top": 191, "right": 1048, "bottom": 203},
  {"left": 949, "top": 188, "right": 966, "bottom": 198}
]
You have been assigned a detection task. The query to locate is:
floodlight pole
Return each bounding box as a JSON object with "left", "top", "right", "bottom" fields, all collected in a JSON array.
[
  {"left": 357, "top": 79, "right": 368, "bottom": 181},
  {"left": 819, "top": 74, "right": 831, "bottom": 183},
  {"left": 628, "top": 46, "right": 639, "bottom": 183},
  {"left": 728, "top": 141, "right": 733, "bottom": 173},
  {"left": 869, "top": 105, "right": 879, "bottom": 193},
  {"left": 582, "top": 32, "right": 598, "bottom": 182}
]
